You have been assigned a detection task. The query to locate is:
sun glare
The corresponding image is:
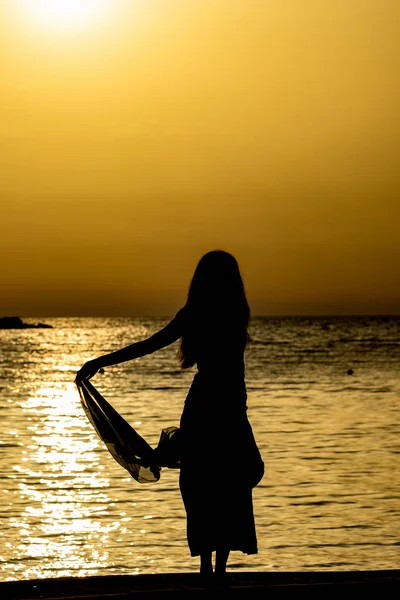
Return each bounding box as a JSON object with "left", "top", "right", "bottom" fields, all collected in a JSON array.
[{"left": 17, "top": 0, "right": 112, "bottom": 32}]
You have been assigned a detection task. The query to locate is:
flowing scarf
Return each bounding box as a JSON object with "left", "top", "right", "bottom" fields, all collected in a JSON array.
[{"left": 75, "top": 378, "right": 180, "bottom": 483}]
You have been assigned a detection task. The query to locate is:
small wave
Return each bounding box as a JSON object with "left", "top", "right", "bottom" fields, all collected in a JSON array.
[
  {"left": 0, "top": 442, "right": 21, "bottom": 448},
  {"left": 311, "top": 524, "right": 378, "bottom": 530},
  {"left": 152, "top": 386, "right": 177, "bottom": 391},
  {"left": 338, "top": 338, "right": 400, "bottom": 347},
  {"left": 251, "top": 340, "right": 290, "bottom": 346},
  {"left": 327, "top": 386, "right": 379, "bottom": 393},
  {"left": 158, "top": 370, "right": 184, "bottom": 376}
]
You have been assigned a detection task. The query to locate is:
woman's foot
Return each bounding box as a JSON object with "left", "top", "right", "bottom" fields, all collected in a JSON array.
[
  {"left": 199, "top": 551, "right": 213, "bottom": 588},
  {"left": 199, "top": 571, "right": 214, "bottom": 589},
  {"left": 215, "top": 547, "right": 230, "bottom": 575}
]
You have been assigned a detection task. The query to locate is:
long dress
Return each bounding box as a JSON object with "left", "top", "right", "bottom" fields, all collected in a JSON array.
[{"left": 177, "top": 309, "right": 264, "bottom": 557}]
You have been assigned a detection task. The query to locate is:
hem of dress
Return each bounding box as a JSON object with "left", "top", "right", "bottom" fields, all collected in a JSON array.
[{"left": 190, "top": 548, "right": 258, "bottom": 557}]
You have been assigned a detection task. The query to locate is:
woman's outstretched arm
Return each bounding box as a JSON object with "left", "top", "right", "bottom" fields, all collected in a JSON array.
[{"left": 75, "top": 310, "right": 183, "bottom": 381}]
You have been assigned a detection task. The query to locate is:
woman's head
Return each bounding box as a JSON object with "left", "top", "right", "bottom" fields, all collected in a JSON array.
[
  {"left": 186, "top": 249, "right": 245, "bottom": 309},
  {"left": 178, "top": 249, "right": 251, "bottom": 368}
]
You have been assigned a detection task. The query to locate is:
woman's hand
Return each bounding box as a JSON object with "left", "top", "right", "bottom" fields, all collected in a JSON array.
[{"left": 75, "top": 358, "right": 102, "bottom": 383}]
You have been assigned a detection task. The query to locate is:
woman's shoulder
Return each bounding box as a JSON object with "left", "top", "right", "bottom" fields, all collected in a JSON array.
[{"left": 174, "top": 305, "right": 191, "bottom": 324}]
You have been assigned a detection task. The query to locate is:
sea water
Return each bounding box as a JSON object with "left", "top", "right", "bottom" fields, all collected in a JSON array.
[{"left": 0, "top": 316, "right": 399, "bottom": 581}]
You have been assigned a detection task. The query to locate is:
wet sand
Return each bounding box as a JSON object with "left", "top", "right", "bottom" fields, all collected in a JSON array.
[{"left": 2, "top": 570, "right": 399, "bottom": 599}]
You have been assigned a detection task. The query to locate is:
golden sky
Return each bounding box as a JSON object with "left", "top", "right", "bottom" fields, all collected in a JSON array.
[{"left": 1, "top": 0, "right": 399, "bottom": 316}]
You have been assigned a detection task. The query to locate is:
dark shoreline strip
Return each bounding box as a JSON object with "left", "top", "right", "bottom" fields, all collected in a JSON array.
[{"left": 2, "top": 570, "right": 400, "bottom": 598}]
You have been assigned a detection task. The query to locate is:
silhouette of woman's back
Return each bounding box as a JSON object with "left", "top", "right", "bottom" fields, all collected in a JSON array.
[{"left": 175, "top": 251, "right": 263, "bottom": 569}]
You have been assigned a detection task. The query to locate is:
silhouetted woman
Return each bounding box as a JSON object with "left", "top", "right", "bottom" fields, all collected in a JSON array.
[{"left": 76, "top": 249, "right": 263, "bottom": 582}]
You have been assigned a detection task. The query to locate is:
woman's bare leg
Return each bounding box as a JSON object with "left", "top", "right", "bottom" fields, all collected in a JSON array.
[
  {"left": 215, "top": 547, "right": 230, "bottom": 575},
  {"left": 200, "top": 551, "right": 213, "bottom": 576}
]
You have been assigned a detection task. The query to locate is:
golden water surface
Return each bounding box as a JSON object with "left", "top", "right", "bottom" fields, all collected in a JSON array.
[{"left": 1, "top": 317, "right": 399, "bottom": 580}]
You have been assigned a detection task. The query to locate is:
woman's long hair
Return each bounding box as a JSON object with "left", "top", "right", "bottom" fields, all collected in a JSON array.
[{"left": 178, "top": 249, "right": 252, "bottom": 369}]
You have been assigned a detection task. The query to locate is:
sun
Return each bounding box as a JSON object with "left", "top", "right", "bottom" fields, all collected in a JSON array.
[{"left": 17, "top": 0, "right": 112, "bottom": 32}]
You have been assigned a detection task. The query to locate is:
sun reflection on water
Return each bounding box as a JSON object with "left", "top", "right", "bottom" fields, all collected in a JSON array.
[{"left": 3, "top": 382, "right": 119, "bottom": 579}]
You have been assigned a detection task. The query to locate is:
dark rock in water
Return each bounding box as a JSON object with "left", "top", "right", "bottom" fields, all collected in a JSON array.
[
  {"left": 347, "top": 369, "right": 354, "bottom": 375},
  {"left": 0, "top": 316, "right": 26, "bottom": 329},
  {"left": 0, "top": 316, "right": 53, "bottom": 329}
]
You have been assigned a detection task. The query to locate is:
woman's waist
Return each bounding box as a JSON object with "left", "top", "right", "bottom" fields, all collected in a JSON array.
[
  {"left": 180, "top": 396, "right": 249, "bottom": 431},
  {"left": 192, "top": 371, "right": 246, "bottom": 394},
  {"left": 185, "top": 371, "right": 247, "bottom": 408}
]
